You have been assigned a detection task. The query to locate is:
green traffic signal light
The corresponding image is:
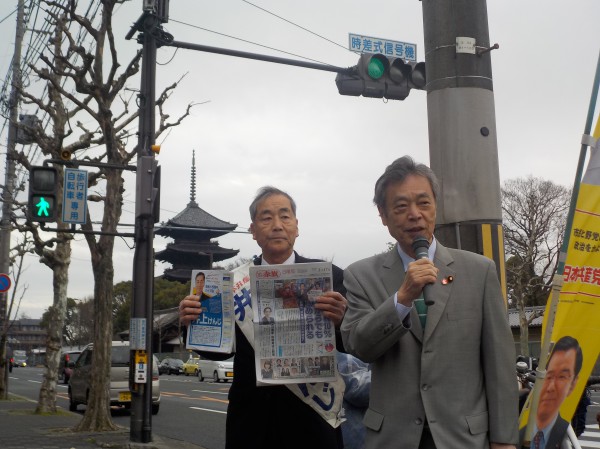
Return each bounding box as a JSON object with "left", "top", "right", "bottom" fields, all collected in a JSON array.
[
  {"left": 28, "top": 166, "right": 58, "bottom": 223},
  {"left": 33, "top": 195, "right": 54, "bottom": 217},
  {"left": 367, "top": 57, "right": 386, "bottom": 79}
]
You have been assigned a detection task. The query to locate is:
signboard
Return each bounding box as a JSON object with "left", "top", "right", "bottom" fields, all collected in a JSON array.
[
  {"left": 0, "top": 273, "right": 11, "bottom": 292},
  {"left": 348, "top": 33, "right": 417, "bottom": 62},
  {"left": 62, "top": 168, "right": 88, "bottom": 224},
  {"left": 130, "top": 317, "right": 147, "bottom": 350}
]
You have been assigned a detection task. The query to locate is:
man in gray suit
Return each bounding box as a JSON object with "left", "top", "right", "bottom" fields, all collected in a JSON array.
[{"left": 341, "top": 156, "right": 519, "bottom": 449}]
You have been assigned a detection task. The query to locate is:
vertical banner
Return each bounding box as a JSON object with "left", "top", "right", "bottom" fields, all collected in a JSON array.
[{"left": 519, "top": 116, "right": 600, "bottom": 447}]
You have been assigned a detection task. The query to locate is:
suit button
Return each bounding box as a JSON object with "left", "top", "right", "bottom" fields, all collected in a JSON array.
[
  {"left": 422, "top": 384, "right": 430, "bottom": 391},
  {"left": 382, "top": 323, "right": 393, "bottom": 335},
  {"left": 414, "top": 418, "right": 423, "bottom": 425}
]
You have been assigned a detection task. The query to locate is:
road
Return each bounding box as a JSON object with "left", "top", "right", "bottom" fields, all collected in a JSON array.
[
  {"left": 7, "top": 367, "right": 228, "bottom": 449},
  {"left": 8, "top": 367, "right": 600, "bottom": 449}
]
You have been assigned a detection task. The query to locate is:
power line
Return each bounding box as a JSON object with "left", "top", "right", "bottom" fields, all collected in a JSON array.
[
  {"left": 168, "top": 18, "right": 337, "bottom": 67},
  {"left": 241, "top": 0, "right": 349, "bottom": 53}
]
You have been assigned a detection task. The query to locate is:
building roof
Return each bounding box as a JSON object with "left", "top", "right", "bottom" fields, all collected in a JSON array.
[{"left": 507, "top": 306, "right": 545, "bottom": 328}]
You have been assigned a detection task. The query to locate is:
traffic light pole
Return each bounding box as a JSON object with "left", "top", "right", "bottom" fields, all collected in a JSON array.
[
  {"left": 129, "top": 9, "right": 159, "bottom": 444},
  {"left": 421, "top": 0, "right": 507, "bottom": 294}
]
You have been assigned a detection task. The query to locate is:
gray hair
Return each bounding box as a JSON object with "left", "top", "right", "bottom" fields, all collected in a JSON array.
[
  {"left": 373, "top": 156, "right": 440, "bottom": 209},
  {"left": 249, "top": 186, "right": 297, "bottom": 221}
]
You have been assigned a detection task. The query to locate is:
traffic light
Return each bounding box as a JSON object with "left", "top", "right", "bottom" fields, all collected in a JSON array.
[
  {"left": 336, "top": 54, "right": 426, "bottom": 101},
  {"left": 28, "top": 166, "right": 58, "bottom": 222}
]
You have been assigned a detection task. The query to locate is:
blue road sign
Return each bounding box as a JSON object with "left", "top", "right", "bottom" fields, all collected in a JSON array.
[{"left": 0, "top": 273, "right": 11, "bottom": 292}]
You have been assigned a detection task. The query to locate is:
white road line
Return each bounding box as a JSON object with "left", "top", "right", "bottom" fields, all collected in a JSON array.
[
  {"left": 190, "top": 390, "right": 228, "bottom": 395},
  {"left": 189, "top": 407, "right": 227, "bottom": 414}
]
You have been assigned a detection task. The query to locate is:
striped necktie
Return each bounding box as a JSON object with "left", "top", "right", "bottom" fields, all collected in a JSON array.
[
  {"left": 414, "top": 293, "right": 427, "bottom": 328},
  {"left": 532, "top": 430, "right": 544, "bottom": 449}
]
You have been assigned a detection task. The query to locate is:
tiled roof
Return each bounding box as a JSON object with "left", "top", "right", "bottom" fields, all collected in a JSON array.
[
  {"left": 507, "top": 306, "right": 545, "bottom": 328},
  {"left": 158, "top": 201, "right": 236, "bottom": 230}
]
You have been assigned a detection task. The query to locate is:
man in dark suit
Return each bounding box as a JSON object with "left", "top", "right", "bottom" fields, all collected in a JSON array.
[
  {"left": 341, "top": 157, "right": 519, "bottom": 449},
  {"left": 180, "top": 186, "right": 347, "bottom": 449},
  {"left": 521, "top": 336, "right": 583, "bottom": 449}
]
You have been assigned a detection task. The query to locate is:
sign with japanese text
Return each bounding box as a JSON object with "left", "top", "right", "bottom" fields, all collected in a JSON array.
[
  {"left": 348, "top": 33, "right": 417, "bottom": 61},
  {"left": 62, "top": 168, "right": 88, "bottom": 224}
]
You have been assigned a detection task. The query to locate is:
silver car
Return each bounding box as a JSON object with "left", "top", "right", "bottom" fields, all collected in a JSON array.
[
  {"left": 68, "top": 341, "right": 160, "bottom": 414},
  {"left": 197, "top": 356, "right": 234, "bottom": 382}
]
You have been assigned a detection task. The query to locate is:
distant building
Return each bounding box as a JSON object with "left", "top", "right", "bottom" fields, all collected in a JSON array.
[
  {"left": 508, "top": 306, "right": 544, "bottom": 357},
  {"left": 7, "top": 318, "right": 47, "bottom": 361},
  {"left": 155, "top": 150, "right": 239, "bottom": 282}
]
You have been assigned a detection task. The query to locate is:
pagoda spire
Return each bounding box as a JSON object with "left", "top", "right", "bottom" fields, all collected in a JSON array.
[{"left": 190, "top": 150, "right": 197, "bottom": 205}]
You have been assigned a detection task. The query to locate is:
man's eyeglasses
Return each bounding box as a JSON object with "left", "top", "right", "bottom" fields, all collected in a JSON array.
[{"left": 544, "top": 373, "right": 573, "bottom": 384}]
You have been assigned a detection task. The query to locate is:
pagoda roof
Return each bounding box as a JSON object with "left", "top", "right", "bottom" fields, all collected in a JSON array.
[
  {"left": 156, "top": 244, "right": 239, "bottom": 264},
  {"left": 157, "top": 200, "right": 237, "bottom": 233}
]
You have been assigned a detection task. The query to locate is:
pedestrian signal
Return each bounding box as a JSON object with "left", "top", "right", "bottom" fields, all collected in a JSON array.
[{"left": 28, "top": 166, "right": 58, "bottom": 222}]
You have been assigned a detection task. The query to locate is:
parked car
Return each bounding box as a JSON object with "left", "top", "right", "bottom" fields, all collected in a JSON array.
[
  {"left": 158, "top": 358, "right": 184, "bottom": 375},
  {"left": 68, "top": 341, "right": 160, "bottom": 415},
  {"left": 182, "top": 358, "right": 200, "bottom": 376},
  {"left": 58, "top": 350, "right": 82, "bottom": 384},
  {"left": 197, "top": 356, "right": 234, "bottom": 383}
]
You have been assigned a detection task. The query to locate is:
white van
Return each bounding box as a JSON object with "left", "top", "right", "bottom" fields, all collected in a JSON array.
[{"left": 68, "top": 341, "right": 160, "bottom": 414}]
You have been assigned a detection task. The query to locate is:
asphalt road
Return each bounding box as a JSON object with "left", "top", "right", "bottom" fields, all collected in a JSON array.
[{"left": 7, "top": 367, "right": 229, "bottom": 449}]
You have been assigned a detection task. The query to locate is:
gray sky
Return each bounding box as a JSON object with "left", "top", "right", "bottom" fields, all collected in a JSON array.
[{"left": 1, "top": 0, "right": 599, "bottom": 319}]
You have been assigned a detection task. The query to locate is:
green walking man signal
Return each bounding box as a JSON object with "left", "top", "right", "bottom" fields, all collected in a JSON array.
[{"left": 28, "top": 166, "right": 58, "bottom": 223}]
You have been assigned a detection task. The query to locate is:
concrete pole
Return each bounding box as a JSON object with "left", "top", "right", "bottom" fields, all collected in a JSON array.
[
  {"left": 130, "top": 11, "right": 158, "bottom": 445},
  {"left": 0, "top": 0, "right": 25, "bottom": 398},
  {"left": 421, "top": 0, "right": 506, "bottom": 294}
]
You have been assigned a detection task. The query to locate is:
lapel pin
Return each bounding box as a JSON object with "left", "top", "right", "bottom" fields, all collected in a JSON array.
[{"left": 442, "top": 276, "right": 454, "bottom": 285}]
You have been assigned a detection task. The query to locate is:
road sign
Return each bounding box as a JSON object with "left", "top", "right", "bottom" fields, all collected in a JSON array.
[
  {"left": 62, "top": 168, "right": 88, "bottom": 224},
  {"left": 0, "top": 273, "right": 11, "bottom": 292},
  {"left": 348, "top": 33, "right": 417, "bottom": 62}
]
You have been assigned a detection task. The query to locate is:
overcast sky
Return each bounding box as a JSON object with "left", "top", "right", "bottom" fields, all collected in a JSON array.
[{"left": 1, "top": 0, "right": 599, "bottom": 319}]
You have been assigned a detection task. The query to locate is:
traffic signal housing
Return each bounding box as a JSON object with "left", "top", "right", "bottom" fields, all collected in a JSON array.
[
  {"left": 28, "top": 166, "right": 58, "bottom": 222},
  {"left": 336, "top": 54, "right": 426, "bottom": 101}
]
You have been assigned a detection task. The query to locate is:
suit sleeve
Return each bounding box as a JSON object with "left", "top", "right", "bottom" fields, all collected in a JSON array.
[
  {"left": 481, "top": 259, "right": 519, "bottom": 444},
  {"left": 341, "top": 263, "right": 410, "bottom": 363}
]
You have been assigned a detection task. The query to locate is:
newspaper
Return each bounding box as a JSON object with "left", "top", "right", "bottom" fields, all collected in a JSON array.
[
  {"left": 250, "top": 262, "right": 337, "bottom": 384},
  {"left": 185, "top": 270, "right": 235, "bottom": 353}
]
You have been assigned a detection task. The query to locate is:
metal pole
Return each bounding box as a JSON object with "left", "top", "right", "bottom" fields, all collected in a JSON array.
[
  {"left": 422, "top": 0, "right": 507, "bottom": 294},
  {"left": 129, "top": 10, "right": 159, "bottom": 444},
  {"left": 0, "top": 0, "right": 25, "bottom": 399}
]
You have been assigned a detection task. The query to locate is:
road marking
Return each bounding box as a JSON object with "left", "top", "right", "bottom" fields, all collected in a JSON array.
[
  {"left": 191, "top": 389, "right": 228, "bottom": 395},
  {"left": 27, "top": 380, "right": 42, "bottom": 384},
  {"left": 189, "top": 406, "right": 226, "bottom": 414}
]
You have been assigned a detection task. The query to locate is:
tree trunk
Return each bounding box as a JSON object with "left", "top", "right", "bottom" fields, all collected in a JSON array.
[
  {"left": 75, "top": 169, "right": 122, "bottom": 432},
  {"left": 518, "top": 297, "right": 530, "bottom": 357},
  {"left": 36, "top": 238, "right": 71, "bottom": 413}
]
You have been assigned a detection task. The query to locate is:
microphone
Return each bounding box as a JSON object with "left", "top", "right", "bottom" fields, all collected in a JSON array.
[{"left": 411, "top": 236, "right": 435, "bottom": 306}]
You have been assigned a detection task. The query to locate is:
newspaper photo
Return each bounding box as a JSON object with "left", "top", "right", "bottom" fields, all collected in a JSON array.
[
  {"left": 250, "top": 262, "right": 337, "bottom": 384},
  {"left": 185, "top": 270, "right": 235, "bottom": 353}
]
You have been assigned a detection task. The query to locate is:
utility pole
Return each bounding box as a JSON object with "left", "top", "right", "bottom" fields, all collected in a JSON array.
[
  {"left": 421, "top": 0, "right": 506, "bottom": 294},
  {"left": 127, "top": 0, "right": 167, "bottom": 443},
  {"left": 0, "top": 0, "right": 25, "bottom": 399}
]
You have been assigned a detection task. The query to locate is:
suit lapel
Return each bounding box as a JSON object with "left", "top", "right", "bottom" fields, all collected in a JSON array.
[{"left": 423, "top": 244, "right": 455, "bottom": 342}]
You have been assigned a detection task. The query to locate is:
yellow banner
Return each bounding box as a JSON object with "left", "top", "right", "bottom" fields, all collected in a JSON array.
[
  {"left": 519, "top": 112, "right": 600, "bottom": 444},
  {"left": 549, "top": 182, "right": 600, "bottom": 417}
]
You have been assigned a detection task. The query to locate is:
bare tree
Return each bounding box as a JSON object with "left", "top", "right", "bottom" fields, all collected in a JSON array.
[
  {"left": 13, "top": 1, "right": 193, "bottom": 429},
  {"left": 0, "top": 238, "right": 31, "bottom": 398},
  {"left": 502, "top": 176, "right": 571, "bottom": 356}
]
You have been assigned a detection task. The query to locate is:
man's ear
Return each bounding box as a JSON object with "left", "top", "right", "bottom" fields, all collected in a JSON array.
[
  {"left": 249, "top": 223, "right": 257, "bottom": 240},
  {"left": 378, "top": 207, "right": 388, "bottom": 226},
  {"left": 296, "top": 218, "right": 299, "bottom": 237}
]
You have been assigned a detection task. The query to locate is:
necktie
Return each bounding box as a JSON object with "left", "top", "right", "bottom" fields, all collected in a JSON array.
[
  {"left": 414, "top": 294, "right": 428, "bottom": 328},
  {"left": 533, "top": 430, "right": 544, "bottom": 449}
]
